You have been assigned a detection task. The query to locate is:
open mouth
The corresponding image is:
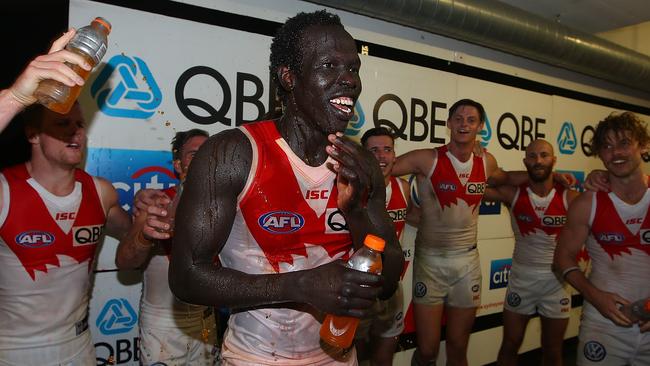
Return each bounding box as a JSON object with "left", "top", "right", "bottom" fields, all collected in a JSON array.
[{"left": 329, "top": 96, "right": 354, "bottom": 115}]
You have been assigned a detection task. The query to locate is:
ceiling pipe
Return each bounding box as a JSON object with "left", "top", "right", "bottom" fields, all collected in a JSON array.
[{"left": 306, "top": 0, "right": 650, "bottom": 94}]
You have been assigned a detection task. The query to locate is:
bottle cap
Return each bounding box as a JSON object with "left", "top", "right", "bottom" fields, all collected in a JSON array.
[
  {"left": 364, "top": 234, "right": 385, "bottom": 252},
  {"left": 93, "top": 17, "right": 112, "bottom": 33}
]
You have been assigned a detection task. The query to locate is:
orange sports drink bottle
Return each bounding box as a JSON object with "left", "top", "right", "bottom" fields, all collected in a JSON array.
[
  {"left": 35, "top": 17, "right": 111, "bottom": 114},
  {"left": 319, "top": 234, "right": 384, "bottom": 349}
]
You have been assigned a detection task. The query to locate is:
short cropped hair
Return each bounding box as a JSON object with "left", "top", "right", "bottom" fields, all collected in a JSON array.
[
  {"left": 171, "top": 129, "right": 209, "bottom": 160},
  {"left": 269, "top": 10, "right": 343, "bottom": 100},
  {"left": 361, "top": 127, "right": 395, "bottom": 147},
  {"left": 448, "top": 99, "right": 486, "bottom": 123},
  {"left": 590, "top": 111, "right": 650, "bottom": 156}
]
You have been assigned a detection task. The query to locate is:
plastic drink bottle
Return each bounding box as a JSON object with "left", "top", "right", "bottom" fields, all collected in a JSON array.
[
  {"left": 319, "top": 234, "right": 385, "bottom": 349},
  {"left": 622, "top": 298, "right": 650, "bottom": 322},
  {"left": 34, "top": 17, "right": 111, "bottom": 114}
]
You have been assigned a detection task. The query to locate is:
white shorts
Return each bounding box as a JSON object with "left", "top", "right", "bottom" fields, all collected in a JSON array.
[
  {"left": 503, "top": 266, "right": 571, "bottom": 319},
  {"left": 412, "top": 248, "right": 481, "bottom": 308},
  {"left": 220, "top": 340, "right": 357, "bottom": 366},
  {"left": 0, "top": 330, "right": 95, "bottom": 366},
  {"left": 356, "top": 282, "right": 405, "bottom": 340},
  {"left": 140, "top": 309, "right": 218, "bottom": 366},
  {"left": 578, "top": 320, "right": 650, "bottom": 366}
]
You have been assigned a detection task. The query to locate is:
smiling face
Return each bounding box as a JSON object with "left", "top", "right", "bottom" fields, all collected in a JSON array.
[
  {"left": 365, "top": 134, "right": 395, "bottom": 181},
  {"left": 29, "top": 103, "right": 86, "bottom": 168},
  {"left": 598, "top": 130, "right": 645, "bottom": 178},
  {"left": 447, "top": 105, "right": 484, "bottom": 145},
  {"left": 289, "top": 25, "right": 361, "bottom": 134}
]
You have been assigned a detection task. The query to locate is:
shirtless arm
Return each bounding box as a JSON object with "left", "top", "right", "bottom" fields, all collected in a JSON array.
[
  {"left": 553, "top": 192, "right": 632, "bottom": 327},
  {"left": 169, "top": 130, "right": 382, "bottom": 317}
]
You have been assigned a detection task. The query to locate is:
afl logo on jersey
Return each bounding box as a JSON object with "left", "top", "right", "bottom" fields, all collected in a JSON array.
[
  {"left": 597, "top": 232, "right": 625, "bottom": 243},
  {"left": 516, "top": 214, "right": 534, "bottom": 223},
  {"left": 258, "top": 211, "right": 304, "bottom": 234},
  {"left": 15, "top": 231, "right": 55, "bottom": 248},
  {"left": 437, "top": 182, "right": 457, "bottom": 192}
]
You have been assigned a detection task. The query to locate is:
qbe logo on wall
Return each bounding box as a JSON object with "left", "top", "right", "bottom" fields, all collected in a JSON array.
[
  {"left": 489, "top": 258, "right": 512, "bottom": 289},
  {"left": 557, "top": 121, "right": 578, "bottom": 155},
  {"left": 85, "top": 148, "right": 177, "bottom": 213},
  {"left": 478, "top": 115, "right": 492, "bottom": 148},
  {"left": 345, "top": 102, "right": 365, "bottom": 137},
  {"left": 91, "top": 55, "right": 162, "bottom": 119},
  {"left": 96, "top": 298, "right": 138, "bottom": 335}
]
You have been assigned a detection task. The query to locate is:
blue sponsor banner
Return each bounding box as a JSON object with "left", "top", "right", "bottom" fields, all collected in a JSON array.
[
  {"left": 557, "top": 169, "right": 585, "bottom": 192},
  {"left": 85, "top": 148, "right": 177, "bottom": 213},
  {"left": 479, "top": 200, "right": 501, "bottom": 215},
  {"left": 489, "top": 258, "right": 512, "bottom": 289}
]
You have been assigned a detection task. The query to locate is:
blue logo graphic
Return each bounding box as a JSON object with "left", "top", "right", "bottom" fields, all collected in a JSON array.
[
  {"left": 408, "top": 175, "right": 421, "bottom": 208},
  {"left": 15, "top": 231, "right": 55, "bottom": 248},
  {"left": 489, "top": 258, "right": 512, "bottom": 289},
  {"left": 478, "top": 115, "right": 492, "bottom": 147},
  {"left": 557, "top": 122, "right": 577, "bottom": 155},
  {"left": 583, "top": 341, "right": 606, "bottom": 362},
  {"left": 345, "top": 102, "right": 365, "bottom": 137},
  {"left": 85, "top": 148, "right": 177, "bottom": 213},
  {"left": 258, "top": 211, "right": 305, "bottom": 234},
  {"left": 91, "top": 55, "right": 162, "bottom": 119},
  {"left": 479, "top": 200, "right": 501, "bottom": 215},
  {"left": 96, "top": 298, "right": 138, "bottom": 335}
]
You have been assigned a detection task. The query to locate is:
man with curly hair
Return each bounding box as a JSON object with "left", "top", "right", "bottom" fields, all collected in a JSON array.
[
  {"left": 554, "top": 112, "right": 650, "bottom": 365},
  {"left": 168, "top": 10, "right": 403, "bottom": 365}
]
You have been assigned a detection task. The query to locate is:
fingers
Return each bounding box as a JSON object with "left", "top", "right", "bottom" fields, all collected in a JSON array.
[
  {"left": 48, "top": 28, "right": 76, "bottom": 53},
  {"left": 640, "top": 321, "right": 650, "bottom": 333}
]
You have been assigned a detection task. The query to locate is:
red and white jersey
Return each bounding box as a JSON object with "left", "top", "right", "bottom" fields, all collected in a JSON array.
[
  {"left": 584, "top": 186, "right": 650, "bottom": 325},
  {"left": 219, "top": 121, "right": 354, "bottom": 363},
  {"left": 509, "top": 184, "right": 568, "bottom": 270},
  {"left": 0, "top": 164, "right": 105, "bottom": 349},
  {"left": 386, "top": 176, "right": 408, "bottom": 240},
  {"left": 140, "top": 186, "right": 208, "bottom": 327},
  {"left": 415, "top": 145, "right": 486, "bottom": 253}
]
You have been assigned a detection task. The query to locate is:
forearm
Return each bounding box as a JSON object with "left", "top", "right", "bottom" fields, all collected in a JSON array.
[
  {"left": 0, "top": 89, "right": 26, "bottom": 133},
  {"left": 168, "top": 259, "right": 307, "bottom": 308},
  {"left": 115, "top": 220, "right": 153, "bottom": 269}
]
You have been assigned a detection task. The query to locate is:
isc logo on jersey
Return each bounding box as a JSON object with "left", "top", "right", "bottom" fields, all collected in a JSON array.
[
  {"left": 466, "top": 182, "right": 485, "bottom": 195},
  {"left": 542, "top": 215, "right": 566, "bottom": 227},
  {"left": 388, "top": 208, "right": 406, "bottom": 222},
  {"left": 73, "top": 225, "right": 104, "bottom": 246},
  {"left": 258, "top": 211, "right": 304, "bottom": 234},
  {"left": 597, "top": 232, "right": 625, "bottom": 243},
  {"left": 15, "top": 231, "right": 55, "bottom": 248}
]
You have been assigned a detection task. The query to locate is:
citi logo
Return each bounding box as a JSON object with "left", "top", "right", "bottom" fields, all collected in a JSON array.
[
  {"left": 597, "top": 232, "right": 625, "bottom": 243},
  {"left": 91, "top": 54, "right": 162, "bottom": 119},
  {"left": 15, "top": 231, "right": 55, "bottom": 248},
  {"left": 557, "top": 121, "right": 577, "bottom": 155},
  {"left": 489, "top": 258, "right": 512, "bottom": 289},
  {"left": 258, "top": 211, "right": 304, "bottom": 234},
  {"left": 438, "top": 182, "right": 457, "bottom": 192}
]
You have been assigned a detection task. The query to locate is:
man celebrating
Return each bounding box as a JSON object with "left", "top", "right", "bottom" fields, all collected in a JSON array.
[
  {"left": 485, "top": 139, "right": 578, "bottom": 366},
  {"left": 0, "top": 103, "right": 132, "bottom": 364},
  {"left": 392, "top": 98, "right": 513, "bottom": 366},
  {"left": 554, "top": 112, "right": 650, "bottom": 365},
  {"left": 116, "top": 129, "right": 217, "bottom": 365},
  {"left": 357, "top": 127, "right": 412, "bottom": 365},
  {"left": 168, "top": 10, "right": 403, "bottom": 365}
]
